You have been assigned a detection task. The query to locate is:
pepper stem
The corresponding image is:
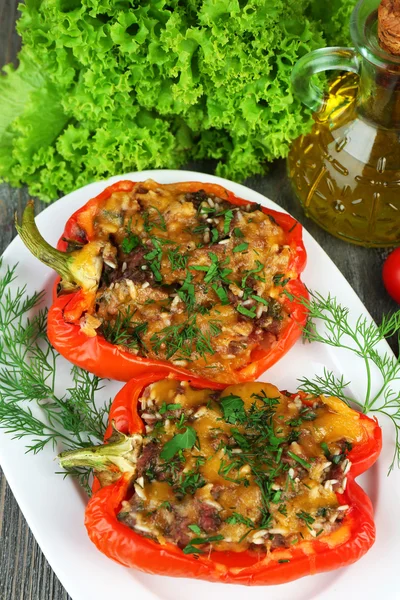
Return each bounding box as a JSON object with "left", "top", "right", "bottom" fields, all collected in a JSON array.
[
  {"left": 15, "top": 202, "right": 74, "bottom": 283},
  {"left": 58, "top": 427, "right": 143, "bottom": 476}
]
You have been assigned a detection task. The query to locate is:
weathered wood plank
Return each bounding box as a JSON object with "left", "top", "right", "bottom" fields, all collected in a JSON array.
[{"left": 0, "top": 0, "right": 21, "bottom": 68}]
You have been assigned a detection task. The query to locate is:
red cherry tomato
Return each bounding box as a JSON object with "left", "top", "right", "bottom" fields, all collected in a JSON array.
[{"left": 383, "top": 248, "right": 400, "bottom": 303}]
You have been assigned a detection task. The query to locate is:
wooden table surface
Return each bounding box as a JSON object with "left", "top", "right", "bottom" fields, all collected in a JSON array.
[{"left": 0, "top": 3, "right": 398, "bottom": 599}]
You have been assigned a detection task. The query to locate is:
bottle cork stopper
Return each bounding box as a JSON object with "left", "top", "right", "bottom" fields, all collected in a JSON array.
[{"left": 378, "top": 0, "right": 400, "bottom": 55}]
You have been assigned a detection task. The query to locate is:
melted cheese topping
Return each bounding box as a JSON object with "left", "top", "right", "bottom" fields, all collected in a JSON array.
[
  {"left": 118, "top": 381, "right": 363, "bottom": 554},
  {"left": 69, "top": 179, "right": 297, "bottom": 382}
]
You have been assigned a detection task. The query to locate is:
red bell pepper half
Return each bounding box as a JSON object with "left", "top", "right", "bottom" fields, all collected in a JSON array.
[
  {"left": 59, "top": 373, "right": 382, "bottom": 585},
  {"left": 17, "top": 179, "right": 308, "bottom": 384}
]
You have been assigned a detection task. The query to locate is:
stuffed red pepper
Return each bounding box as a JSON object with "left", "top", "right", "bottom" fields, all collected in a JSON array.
[
  {"left": 16, "top": 179, "right": 307, "bottom": 384},
  {"left": 59, "top": 373, "right": 381, "bottom": 585}
]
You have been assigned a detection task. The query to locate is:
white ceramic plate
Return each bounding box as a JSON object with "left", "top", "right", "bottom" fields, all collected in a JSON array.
[{"left": 1, "top": 170, "right": 399, "bottom": 600}]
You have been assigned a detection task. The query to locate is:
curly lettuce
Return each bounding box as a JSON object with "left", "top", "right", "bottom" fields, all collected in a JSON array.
[{"left": 0, "top": 0, "right": 356, "bottom": 201}]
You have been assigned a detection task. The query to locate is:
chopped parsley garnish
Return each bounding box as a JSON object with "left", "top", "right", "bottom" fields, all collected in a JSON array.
[
  {"left": 212, "top": 284, "right": 229, "bottom": 304},
  {"left": 250, "top": 294, "right": 268, "bottom": 306},
  {"left": 241, "top": 261, "right": 265, "bottom": 288},
  {"left": 144, "top": 238, "right": 164, "bottom": 283},
  {"left": 122, "top": 233, "right": 141, "bottom": 253},
  {"left": 211, "top": 228, "right": 219, "bottom": 242},
  {"left": 223, "top": 210, "right": 234, "bottom": 234},
  {"left": 251, "top": 390, "right": 281, "bottom": 407},
  {"left": 233, "top": 227, "right": 244, "bottom": 238},
  {"left": 321, "top": 441, "right": 350, "bottom": 465},
  {"left": 177, "top": 272, "right": 195, "bottom": 307},
  {"left": 160, "top": 426, "right": 197, "bottom": 460},
  {"left": 273, "top": 273, "right": 290, "bottom": 286},
  {"left": 271, "top": 490, "right": 282, "bottom": 503},
  {"left": 159, "top": 402, "right": 182, "bottom": 415},
  {"left": 215, "top": 389, "right": 295, "bottom": 516},
  {"left": 233, "top": 242, "right": 249, "bottom": 253},
  {"left": 237, "top": 305, "right": 256, "bottom": 318},
  {"left": 174, "top": 471, "right": 205, "bottom": 497},
  {"left": 286, "top": 417, "right": 303, "bottom": 427},
  {"left": 188, "top": 524, "right": 202, "bottom": 535},
  {"left": 191, "top": 252, "right": 232, "bottom": 286},
  {"left": 183, "top": 535, "right": 224, "bottom": 555},
  {"left": 220, "top": 394, "right": 246, "bottom": 424}
]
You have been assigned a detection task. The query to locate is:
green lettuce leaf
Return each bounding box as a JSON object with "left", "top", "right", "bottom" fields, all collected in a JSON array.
[{"left": 0, "top": 0, "right": 357, "bottom": 201}]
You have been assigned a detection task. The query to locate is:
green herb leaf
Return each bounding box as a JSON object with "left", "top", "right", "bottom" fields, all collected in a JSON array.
[
  {"left": 182, "top": 545, "right": 201, "bottom": 555},
  {"left": 188, "top": 524, "right": 202, "bottom": 535},
  {"left": 237, "top": 305, "right": 256, "bottom": 318},
  {"left": 273, "top": 273, "right": 290, "bottom": 286},
  {"left": 0, "top": 4, "right": 358, "bottom": 203},
  {"left": 233, "top": 227, "right": 244, "bottom": 238},
  {"left": 143, "top": 207, "right": 167, "bottom": 232},
  {"left": 174, "top": 470, "right": 205, "bottom": 496},
  {"left": 230, "top": 428, "right": 251, "bottom": 449},
  {"left": 122, "top": 233, "right": 141, "bottom": 254},
  {"left": 0, "top": 262, "right": 111, "bottom": 493},
  {"left": 160, "top": 426, "right": 197, "bottom": 460},
  {"left": 223, "top": 210, "right": 234, "bottom": 234},
  {"left": 287, "top": 450, "right": 311, "bottom": 469},
  {"left": 297, "top": 289, "right": 400, "bottom": 472},
  {"left": 212, "top": 284, "right": 229, "bottom": 304},
  {"left": 233, "top": 242, "right": 249, "bottom": 253},
  {"left": 321, "top": 442, "right": 330, "bottom": 458},
  {"left": 159, "top": 402, "right": 182, "bottom": 415},
  {"left": 271, "top": 490, "right": 282, "bottom": 503},
  {"left": 278, "top": 504, "right": 287, "bottom": 516},
  {"left": 226, "top": 512, "right": 255, "bottom": 528},
  {"left": 168, "top": 247, "right": 188, "bottom": 271},
  {"left": 296, "top": 511, "right": 315, "bottom": 526},
  {"left": 250, "top": 294, "right": 268, "bottom": 306},
  {"left": 241, "top": 261, "right": 265, "bottom": 289},
  {"left": 220, "top": 394, "right": 246, "bottom": 424},
  {"left": 182, "top": 533, "right": 225, "bottom": 554}
]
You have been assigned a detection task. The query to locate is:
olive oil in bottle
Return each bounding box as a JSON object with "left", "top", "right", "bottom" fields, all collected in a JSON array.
[{"left": 288, "top": 0, "right": 400, "bottom": 247}]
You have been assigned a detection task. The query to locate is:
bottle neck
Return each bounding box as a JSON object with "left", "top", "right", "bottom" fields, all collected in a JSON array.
[{"left": 356, "top": 59, "right": 400, "bottom": 128}]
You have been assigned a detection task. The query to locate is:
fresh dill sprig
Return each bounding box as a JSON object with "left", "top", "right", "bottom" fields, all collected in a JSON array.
[
  {"left": 298, "top": 290, "right": 400, "bottom": 472},
  {"left": 150, "top": 316, "right": 215, "bottom": 361},
  {"left": 101, "top": 307, "right": 148, "bottom": 351},
  {"left": 167, "top": 247, "right": 188, "bottom": 271},
  {"left": 0, "top": 261, "right": 112, "bottom": 492},
  {"left": 56, "top": 466, "right": 93, "bottom": 496}
]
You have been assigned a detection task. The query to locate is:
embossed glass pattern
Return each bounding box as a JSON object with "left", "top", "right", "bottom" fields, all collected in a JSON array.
[{"left": 288, "top": 0, "right": 400, "bottom": 247}]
